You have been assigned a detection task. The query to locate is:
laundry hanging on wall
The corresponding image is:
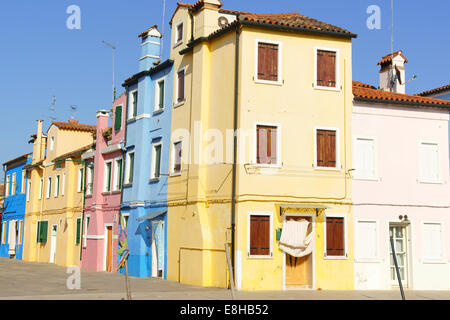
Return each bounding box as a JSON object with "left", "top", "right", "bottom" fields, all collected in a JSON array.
[{"left": 279, "top": 219, "right": 313, "bottom": 258}]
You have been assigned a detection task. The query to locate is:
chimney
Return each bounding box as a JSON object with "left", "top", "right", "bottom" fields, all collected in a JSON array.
[
  {"left": 193, "top": 0, "right": 223, "bottom": 38},
  {"left": 32, "top": 120, "right": 45, "bottom": 163},
  {"left": 138, "top": 25, "right": 162, "bottom": 72},
  {"left": 378, "top": 50, "right": 408, "bottom": 94},
  {"left": 96, "top": 110, "right": 110, "bottom": 149}
]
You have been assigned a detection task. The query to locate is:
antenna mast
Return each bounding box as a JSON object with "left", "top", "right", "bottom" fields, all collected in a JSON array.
[
  {"left": 49, "top": 95, "right": 57, "bottom": 123},
  {"left": 70, "top": 105, "right": 78, "bottom": 120},
  {"left": 160, "top": 0, "right": 166, "bottom": 59},
  {"left": 390, "top": 0, "right": 395, "bottom": 91}
]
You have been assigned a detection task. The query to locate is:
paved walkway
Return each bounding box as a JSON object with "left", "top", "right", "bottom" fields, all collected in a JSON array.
[{"left": 1, "top": 258, "right": 450, "bottom": 300}]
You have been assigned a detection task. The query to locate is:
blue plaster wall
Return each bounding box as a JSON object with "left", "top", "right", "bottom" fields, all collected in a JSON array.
[
  {"left": 0, "top": 154, "right": 32, "bottom": 259},
  {"left": 120, "top": 60, "right": 174, "bottom": 278}
]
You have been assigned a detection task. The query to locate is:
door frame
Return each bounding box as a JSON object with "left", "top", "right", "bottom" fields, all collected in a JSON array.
[
  {"left": 151, "top": 220, "right": 165, "bottom": 278},
  {"left": 387, "top": 221, "right": 412, "bottom": 288},
  {"left": 282, "top": 212, "right": 316, "bottom": 290},
  {"left": 49, "top": 224, "right": 57, "bottom": 264},
  {"left": 103, "top": 223, "right": 114, "bottom": 272}
]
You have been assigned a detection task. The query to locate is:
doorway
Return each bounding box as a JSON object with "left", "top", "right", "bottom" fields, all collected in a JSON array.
[
  {"left": 283, "top": 215, "right": 314, "bottom": 289},
  {"left": 389, "top": 224, "right": 409, "bottom": 287},
  {"left": 105, "top": 226, "right": 113, "bottom": 272},
  {"left": 151, "top": 221, "right": 164, "bottom": 278},
  {"left": 50, "top": 224, "right": 57, "bottom": 264}
]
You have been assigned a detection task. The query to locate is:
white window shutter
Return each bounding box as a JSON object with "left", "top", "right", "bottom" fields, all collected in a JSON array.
[{"left": 356, "top": 221, "right": 377, "bottom": 259}]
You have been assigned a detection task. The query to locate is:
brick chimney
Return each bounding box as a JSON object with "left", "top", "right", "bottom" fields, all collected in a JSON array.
[
  {"left": 138, "top": 25, "right": 162, "bottom": 72},
  {"left": 378, "top": 50, "right": 408, "bottom": 94},
  {"left": 96, "top": 110, "right": 110, "bottom": 150},
  {"left": 193, "top": 0, "right": 223, "bottom": 38},
  {"left": 32, "top": 120, "right": 46, "bottom": 163}
]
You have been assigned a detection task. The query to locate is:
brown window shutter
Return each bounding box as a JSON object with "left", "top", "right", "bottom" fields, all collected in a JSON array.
[
  {"left": 317, "top": 50, "right": 326, "bottom": 86},
  {"left": 316, "top": 130, "right": 326, "bottom": 166},
  {"left": 257, "top": 126, "right": 268, "bottom": 164},
  {"left": 326, "top": 217, "right": 345, "bottom": 256},
  {"left": 178, "top": 71, "right": 185, "bottom": 102},
  {"left": 250, "top": 215, "right": 270, "bottom": 256},
  {"left": 268, "top": 127, "right": 277, "bottom": 164},
  {"left": 326, "top": 130, "right": 336, "bottom": 167},
  {"left": 258, "top": 43, "right": 278, "bottom": 81},
  {"left": 317, "top": 50, "right": 336, "bottom": 87},
  {"left": 327, "top": 52, "right": 336, "bottom": 87}
]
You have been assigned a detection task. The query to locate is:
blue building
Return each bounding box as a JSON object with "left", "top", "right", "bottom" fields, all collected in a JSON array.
[
  {"left": 120, "top": 25, "right": 174, "bottom": 278},
  {"left": 1, "top": 153, "right": 32, "bottom": 259}
]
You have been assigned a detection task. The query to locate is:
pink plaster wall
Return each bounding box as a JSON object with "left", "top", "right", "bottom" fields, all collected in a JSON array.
[{"left": 81, "top": 93, "right": 127, "bottom": 272}]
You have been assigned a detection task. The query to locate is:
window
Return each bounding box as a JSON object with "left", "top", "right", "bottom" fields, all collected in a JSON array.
[
  {"left": 75, "top": 218, "right": 82, "bottom": 245},
  {"left": 38, "top": 178, "right": 43, "bottom": 200},
  {"left": 5, "top": 175, "right": 10, "bottom": 198},
  {"left": 423, "top": 223, "right": 443, "bottom": 260},
  {"left": 113, "top": 158, "right": 123, "bottom": 191},
  {"left": 256, "top": 124, "right": 279, "bottom": 166},
  {"left": 104, "top": 161, "right": 112, "bottom": 192},
  {"left": 248, "top": 213, "right": 272, "bottom": 258},
  {"left": 256, "top": 41, "right": 280, "bottom": 83},
  {"left": 61, "top": 173, "right": 66, "bottom": 196},
  {"left": 54, "top": 175, "right": 60, "bottom": 197},
  {"left": 46, "top": 177, "right": 52, "bottom": 199},
  {"left": 175, "top": 22, "right": 183, "bottom": 45},
  {"left": 325, "top": 216, "right": 346, "bottom": 258},
  {"left": 36, "top": 221, "right": 48, "bottom": 243},
  {"left": 172, "top": 141, "right": 182, "bottom": 175},
  {"left": 26, "top": 181, "right": 31, "bottom": 202},
  {"left": 151, "top": 143, "right": 162, "bottom": 179},
  {"left": 18, "top": 220, "right": 23, "bottom": 245},
  {"left": 77, "top": 167, "right": 84, "bottom": 193},
  {"left": 21, "top": 170, "right": 26, "bottom": 193},
  {"left": 121, "top": 213, "right": 130, "bottom": 229},
  {"left": 129, "top": 90, "right": 138, "bottom": 119},
  {"left": 155, "top": 79, "right": 165, "bottom": 111},
  {"left": 354, "top": 137, "right": 376, "bottom": 179},
  {"left": 316, "top": 128, "right": 338, "bottom": 169},
  {"left": 316, "top": 48, "right": 338, "bottom": 88},
  {"left": 356, "top": 221, "right": 378, "bottom": 260},
  {"left": 1, "top": 222, "right": 6, "bottom": 244},
  {"left": 86, "top": 166, "right": 93, "bottom": 196},
  {"left": 125, "top": 152, "right": 135, "bottom": 185},
  {"left": 419, "top": 142, "right": 439, "bottom": 182},
  {"left": 114, "top": 105, "right": 122, "bottom": 130},
  {"left": 11, "top": 173, "right": 16, "bottom": 196},
  {"left": 50, "top": 136, "right": 55, "bottom": 151},
  {"left": 176, "top": 69, "right": 185, "bottom": 105}
]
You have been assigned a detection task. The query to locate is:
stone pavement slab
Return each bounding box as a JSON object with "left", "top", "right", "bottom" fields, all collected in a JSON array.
[{"left": 1, "top": 258, "right": 450, "bottom": 300}]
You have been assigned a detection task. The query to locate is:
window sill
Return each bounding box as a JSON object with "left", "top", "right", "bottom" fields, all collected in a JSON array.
[
  {"left": 353, "top": 177, "right": 380, "bottom": 182},
  {"left": 323, "top": 255, "right": 348, "bottom": 260},
  {"left": 111, "top": 190, "right": 122, "bottom": 195},
  {"left": 174, "top": 101, "right": 185, "bottom": 108},
  {"left": 170, "top": 172, "right": 182, "bottom": 177},
  {"left": 153, "top": 109, "right": 164, "bottom": 115},
  {"left": 127, "top": 118, "right": 137, "bottom": 124},
  {"left": 314, "top": 166, "right": 341, "bottom": 172},
  {"left": 247, "top": 255, "right": 273, "bottom": 260},
  {"left": 149, "top": 178, "right": 160, "bottom": 183},
  {"left": 418, "top": 180, "right": 443, "bottom": 185},
  {"left": 102, "top": 192, "right": 112, "bottom": 195},
  {"left": 254, "top": 79, "right": 283, "bottom": 86},
  {"left": 123, "top": 183, "right": 133, "bottom": 188},
  {"left": 421, "top": 259, "right": 447, "bottom": 264},
  {"left": 85, "top": 194, "right": 93, "bottom": 198},
  {"left": 314, "top": 85, "right": 341, "bottom": 92},
  {"left": 173, "top": 41, "right": 183, "bottom": 49}
]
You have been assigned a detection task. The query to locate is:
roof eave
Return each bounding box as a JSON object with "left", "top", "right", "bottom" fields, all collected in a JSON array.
[
  {"left": 122, "top": 59, "right": 174, "bottom": 87},
  {"left": 354, "top": 96, "right": 450, "bottom": 110}
]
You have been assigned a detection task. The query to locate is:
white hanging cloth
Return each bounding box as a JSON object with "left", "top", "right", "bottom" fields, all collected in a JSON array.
[
  {"left": 279, "top": 219, "right": 313, "bottom": 258},
  {"left": 8, "top": 221, "right": 16, "bottom": 255}
]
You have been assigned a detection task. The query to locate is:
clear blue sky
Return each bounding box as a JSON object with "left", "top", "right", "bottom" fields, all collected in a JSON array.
[{"left": 0, "top": 0, "right": 448, "bottom": 173}]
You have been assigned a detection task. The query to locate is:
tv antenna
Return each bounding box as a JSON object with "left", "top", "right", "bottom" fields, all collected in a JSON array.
[
  {"left": 49, "top": 95, "right": 57, "bottom": 122},
  {"left": 70, "top": 105, "right": 78, "bottom": 120},
  {"left": 160, "top": 0, "right": 167, "bottom": 58}
]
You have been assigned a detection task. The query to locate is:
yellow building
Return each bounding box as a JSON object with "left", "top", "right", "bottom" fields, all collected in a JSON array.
[
  {"left": 23, "top": 120, "right": 95, "bottom": 267},
  {"left": 165, "top": 0, "right": 356, "bottom": 291}
]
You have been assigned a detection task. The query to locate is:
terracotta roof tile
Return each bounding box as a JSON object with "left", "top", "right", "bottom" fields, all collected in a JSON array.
[
  {"left": 417, "top": 84, "right": 450, "bottom": 97},
  {"left": 138, "top": 25, "right": 159, "bottom": 38},
  {"left": 3, "top": 152, "right": 32, "bottom": 167},
  {"left": 353, "top": 81, "right": 450, "bottom": 108},
  {"left": 52, "top": 120, "right": 96, "bottom": 133},
  {"left": 54, "top": 144, "right": 94, "bottom": 162},
  {"left": 377, "top": 50, "right": 408, "bottom": 66}
]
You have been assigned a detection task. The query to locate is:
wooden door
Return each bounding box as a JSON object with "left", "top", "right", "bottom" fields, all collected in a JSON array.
[
  {"left": 106, "top": 227, "right": 113, "bottom": 272},
  {"left": 285, "top": 216, "right": 312, "bottom": 286}
]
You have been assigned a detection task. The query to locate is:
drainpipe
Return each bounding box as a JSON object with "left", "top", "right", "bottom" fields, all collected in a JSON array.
[
  {"left": 230, "top": 23, "right": 241, "bottom": 284},
  {"left": 80, "top": 158, "right": 87, "bottom": 261}
]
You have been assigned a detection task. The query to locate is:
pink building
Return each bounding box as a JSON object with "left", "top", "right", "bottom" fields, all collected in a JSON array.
[
  {"left": 352, "top": 52, "right": 450, "bottom": 290},
  {"left": 81, "top": 93, "right": 127, "bottom": 272}
]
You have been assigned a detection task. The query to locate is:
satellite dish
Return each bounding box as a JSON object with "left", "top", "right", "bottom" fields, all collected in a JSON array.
[{"left": 218, "top": 16, "right": 229, "bottom": 27}]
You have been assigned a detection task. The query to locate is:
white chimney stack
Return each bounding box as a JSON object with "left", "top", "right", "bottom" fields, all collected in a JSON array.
[{"left": 378, "top": 50, "right": 408, "bottom": 94}]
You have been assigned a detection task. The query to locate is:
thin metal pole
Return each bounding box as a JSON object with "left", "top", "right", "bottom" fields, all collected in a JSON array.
[
  {"left": 125, "top": 260, "right": 132, "bottom": 300},
  {"left": 225, "top": 243, "right": 236, "bottom": 300},
  {"left": 112, "top": 48, "right": 116, "bottom": 102},
  {"left": 390, "top": 236, "right": 406, "bottom": 300}
]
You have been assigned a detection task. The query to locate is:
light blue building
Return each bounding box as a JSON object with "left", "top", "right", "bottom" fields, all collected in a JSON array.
[
  {"left": 417, "top": 84, "right": 450, "bottom": 101},
  {"left": 0, "top": 153, "right": 32, "bottom": 259},
  {"left": 120, "top": 25, "right": 174, "bottom": 278}
]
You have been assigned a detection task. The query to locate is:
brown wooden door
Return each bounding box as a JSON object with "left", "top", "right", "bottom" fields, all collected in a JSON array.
[
  {"left": 285, "top": 216, "right": 312, "bottom": 286},
  {"left": 106, "top": 227, "right": 113, "bottom": 272}
]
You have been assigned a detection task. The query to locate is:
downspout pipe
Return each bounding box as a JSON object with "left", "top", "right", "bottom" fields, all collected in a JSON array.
[{"left": 231, "top": 23, "right": 240, "bottom": 284}]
